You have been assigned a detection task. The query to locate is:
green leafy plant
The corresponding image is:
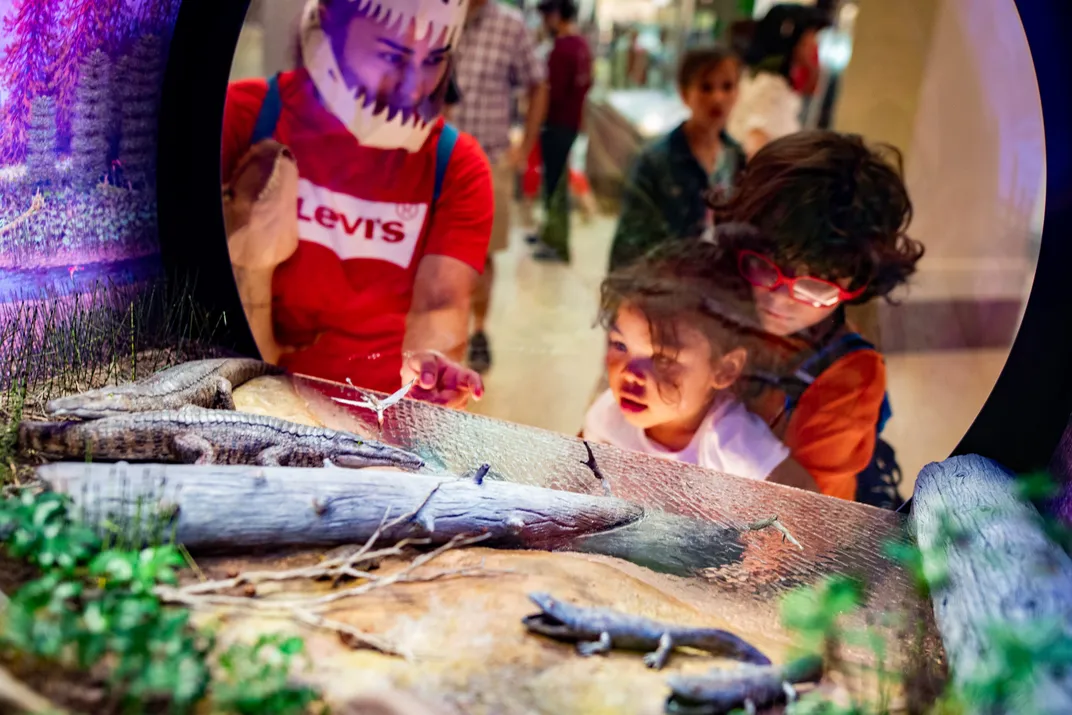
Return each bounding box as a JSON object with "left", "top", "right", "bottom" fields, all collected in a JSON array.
[
  {"left": 780, "top": 574, "right": 865, "bottom": 660},
  {"left": 0, "top": 489, "right": 323, "bottom": 715},
  {"left": 209, "top": 634, "right": 322, "bottom": 715}
]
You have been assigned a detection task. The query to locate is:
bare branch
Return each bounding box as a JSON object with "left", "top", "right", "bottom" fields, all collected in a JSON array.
[{"left": 159, "top": 532, "right": 510, "bottom": 659}]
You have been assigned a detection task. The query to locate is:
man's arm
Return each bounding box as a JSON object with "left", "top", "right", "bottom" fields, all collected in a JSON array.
[
  {"left": 514, "top": 81, "right": 549, "bottom": 165},
  {"left": 401, "top": 255, "right": 484, "bottom": 408},
  {"left": 403, "top": 254, "right": 476, "bottom": 363}
]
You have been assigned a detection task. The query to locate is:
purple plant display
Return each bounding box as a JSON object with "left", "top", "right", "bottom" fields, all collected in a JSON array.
[{"left": 0, "top": 0, "right": 184, "bottom": 304}]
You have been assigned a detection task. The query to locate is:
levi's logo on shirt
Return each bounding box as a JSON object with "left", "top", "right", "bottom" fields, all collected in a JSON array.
[{"left": 296, "top": 178, "right": 429, "bottom": 269}]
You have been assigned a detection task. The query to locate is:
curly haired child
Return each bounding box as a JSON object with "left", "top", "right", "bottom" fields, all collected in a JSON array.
[{"left": 708, "top": 130, "right": 926, "bottom": 504}]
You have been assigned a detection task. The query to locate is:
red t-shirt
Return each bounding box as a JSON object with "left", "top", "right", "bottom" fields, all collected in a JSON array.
[
  {"left": 221, "top": 69, "right": 493, "bottom": 393},
  {"left": 547, "top": 35, "right": 593, "bottom": 130}
]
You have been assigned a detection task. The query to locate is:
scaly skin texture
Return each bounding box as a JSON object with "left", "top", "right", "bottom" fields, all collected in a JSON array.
[
  {"left": 19, "top": 406, "right": 425, "bottom": 471},
  {"left": 45, "top": 359, "right": 285, "bottom": 419},
  {"left": 522, "top": 592, "right": 771, "bottom": 669}
]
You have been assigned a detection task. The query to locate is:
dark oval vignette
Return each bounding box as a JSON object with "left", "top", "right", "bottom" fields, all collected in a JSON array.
[{"left": 154, "top": 0, "right": 1072, "bottom": 503}]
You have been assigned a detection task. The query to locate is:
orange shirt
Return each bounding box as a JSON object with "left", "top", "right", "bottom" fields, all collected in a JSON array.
[{"left": 750, "top": 348, "right": 887, "bottom": 501}]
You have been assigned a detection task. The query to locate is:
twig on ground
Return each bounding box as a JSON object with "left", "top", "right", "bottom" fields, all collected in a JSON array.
[
  {"left": 178, "top": 543, "right": 207, "bottom": 583},
  {"left": 160, "top": 586, "right": 399, "bottom": 656},
  {"left": 179, "top": 485, "right": 448, "bottom": 596},
  {"left": 0, "top": 663, "right": 70, "bottom": 714},
  {"left": 160, "top": 531, "right": 511, "bottom": 657},
  {"left": 744, "top": 516, "right": 804, "bottom": 551},
  {"left": 581, "top": 441, "right": 613, "bottom": 497}
]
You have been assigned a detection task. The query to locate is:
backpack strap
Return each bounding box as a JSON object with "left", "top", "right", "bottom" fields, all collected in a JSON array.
[
  {"left": 781, "top": 332, "right": 893, "bottom": 433},
  {"left": 434, "top": 122, "right": 459, "bottom": 205},
  {"left": 250, "top": 73, "right": 283, "bottom": 145}
]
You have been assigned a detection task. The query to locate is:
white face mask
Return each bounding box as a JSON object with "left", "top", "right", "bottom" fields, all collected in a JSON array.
[{"left": 300, "top": 0, "right": 469, "bottom": 152}]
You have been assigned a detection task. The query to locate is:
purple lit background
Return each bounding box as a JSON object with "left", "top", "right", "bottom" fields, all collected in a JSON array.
[{"left": 0, "top": 0, "right": 182, "bottom": 303}]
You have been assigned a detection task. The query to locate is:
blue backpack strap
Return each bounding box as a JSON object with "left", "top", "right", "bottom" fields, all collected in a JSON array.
[
  {"left": 782, "top": 331, "right": 893, "bottom": 433},
  {"left": 250, "top": 73, "right": 283, "bottom": 145},
  {"left": 433, "top": 123, "right": 459, "bottom": 205}
]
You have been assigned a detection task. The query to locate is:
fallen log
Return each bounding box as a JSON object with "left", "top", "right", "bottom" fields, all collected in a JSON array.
[
  {"left": 912, "top": 454, "right": 1072, "bottom": 714},
  {"left": 36, "top": 462, "right": 759, "bottom": 575}
]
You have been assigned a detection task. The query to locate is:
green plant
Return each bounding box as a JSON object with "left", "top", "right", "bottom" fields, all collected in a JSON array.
[
  {"left": 0, "top": 489, "right": 323, "bottom": 715},
  {"left": 780, "top": 574, "right": 865, "bottom": 660},
  {"left": 209, "top": 634, "right": 322, "bottom": 715}
]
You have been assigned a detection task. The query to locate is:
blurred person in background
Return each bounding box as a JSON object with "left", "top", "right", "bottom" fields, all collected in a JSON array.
[
  {"left": 531, "top": 0, "right": 593, "bottom": 264},
  {"left": 450, "top": 0, "right": 549, "bottom": 374},
  {"left": 608, "top": 45, "right": 746, "bottom": 272},
  {"left": 727, "top": 3, "right": 829, "bottom": 158}
]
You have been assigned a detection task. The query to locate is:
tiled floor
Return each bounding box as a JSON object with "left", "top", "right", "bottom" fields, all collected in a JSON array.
[{"left": 471, "top": 210, "right": 1013, "bottom": 498}]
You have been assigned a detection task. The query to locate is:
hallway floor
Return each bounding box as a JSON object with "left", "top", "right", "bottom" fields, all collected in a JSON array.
[{"left": 470, "top": 211, "right": 1011, "bottom": 499}]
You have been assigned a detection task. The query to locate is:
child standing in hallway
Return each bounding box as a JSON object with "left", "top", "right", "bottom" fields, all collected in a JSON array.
[{"left": 609, "top": 45, "right": 746, "bottom": 272}]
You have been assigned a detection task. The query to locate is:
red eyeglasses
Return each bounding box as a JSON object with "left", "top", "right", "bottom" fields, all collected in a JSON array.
[{"left": 737, "top": 250, "right": 866, "bottom": 308}]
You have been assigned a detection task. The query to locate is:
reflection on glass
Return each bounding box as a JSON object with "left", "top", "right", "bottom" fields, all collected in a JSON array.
[{"left": 227, "top": 0, "right": 1044, "bottom": 508}]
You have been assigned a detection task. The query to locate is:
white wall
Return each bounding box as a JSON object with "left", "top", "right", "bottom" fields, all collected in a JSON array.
[{"left": 901, "top": 0, "right": 1044, "bottom": 302}]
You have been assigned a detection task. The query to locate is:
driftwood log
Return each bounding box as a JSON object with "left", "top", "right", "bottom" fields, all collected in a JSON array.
[
  {"left": 37, "top": 463, "right": 764, "bottom": 575},
  {"left": 912, "top": 454, "right": 1072, "bottom": 714}
]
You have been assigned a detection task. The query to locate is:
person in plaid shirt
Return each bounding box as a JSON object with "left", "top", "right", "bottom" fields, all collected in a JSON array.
[{"left": 451, "top": 0, "right": 549, "bottom": 374}]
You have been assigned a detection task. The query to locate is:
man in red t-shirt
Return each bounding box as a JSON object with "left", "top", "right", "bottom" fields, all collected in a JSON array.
[
  {"left": 532, "top": 0, "right": 592, "bottom": 263},
  {"left": 222, "top": 0, "right": 493, "bottom": 409}
]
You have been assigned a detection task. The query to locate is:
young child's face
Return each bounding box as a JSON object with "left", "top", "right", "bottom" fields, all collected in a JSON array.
[
  {"left": 606, "top": 303, "right": 745, "bottom": 432},
  {"left": 681, "top": 61, "right": 740, "bottom": 133},
  {"left": 752, "top": 283, "right": 841, "bottom": 337},
  {"left": 739, "top": 251, "right": 854, "bottom": 337}
]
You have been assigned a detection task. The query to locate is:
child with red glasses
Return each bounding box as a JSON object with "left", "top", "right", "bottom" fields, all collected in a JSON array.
[
  {"left": 582, "top": 242, "right": 794, "bottom": 483},
  {"left": 708, "top": 130, "right": 925, "bottom": 505}
]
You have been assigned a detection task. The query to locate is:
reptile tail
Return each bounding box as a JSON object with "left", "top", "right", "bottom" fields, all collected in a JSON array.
[
  {"left": 16, "top": 421, "right": 60, "bottom": 455},
  {"left": 691, "top": 628, "right": 771, "bottom": 666}
]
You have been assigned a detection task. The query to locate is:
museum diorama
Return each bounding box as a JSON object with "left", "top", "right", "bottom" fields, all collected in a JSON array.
[{"left": 0, "top": 0, "right": 1069, "bottom": 714}]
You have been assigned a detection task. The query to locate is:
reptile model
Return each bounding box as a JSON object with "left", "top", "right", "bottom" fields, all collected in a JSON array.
[
  {"left": 19, "top": 406, "right": 425, "bottom": 471},
  {"left": 665, "top": 654, "right": 824, "bottom": 714},
  {"left": 45, "top": 358, "right": 285, "bottom": 419},
  {"left": 522, "top": 592, "right": 771, "bottom": 670}
]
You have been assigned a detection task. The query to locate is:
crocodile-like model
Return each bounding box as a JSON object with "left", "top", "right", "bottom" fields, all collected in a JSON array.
[
  {"left": 45, "top": 358, "right": 285, "bottom": 419},
  {"left": 522, "top": 592, "right": 771, "bottom": 670},
  {"left": 19, "top": 406, "right": 425, "bottom": 471}
]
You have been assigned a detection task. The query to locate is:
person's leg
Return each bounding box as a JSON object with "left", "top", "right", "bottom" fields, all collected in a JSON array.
[
  {"left": 468, "top": 159, "right": 513, "bottom": 373},
  {"left": 536, "top": 126, "right": 578, "bottom": 262}
]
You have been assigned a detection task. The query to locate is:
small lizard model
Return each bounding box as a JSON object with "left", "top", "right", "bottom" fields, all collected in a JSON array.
[
  {"left": 45, "top": 358, "right": 285, "bottom": 419},
  {"left": 522, "top": 592, "right": 771, "bottom": 670},
  {"left": 665, "top": 654, "right": 824, "bottom": 714},
  {"left": 19, "top": 406, "right": 425, "bottom": 471}
]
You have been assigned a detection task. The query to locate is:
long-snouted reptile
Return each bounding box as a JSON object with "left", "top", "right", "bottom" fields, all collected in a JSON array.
[
  {"left": 522, "top": 592, "right": 771, "bottom": 670},
  {"left": 45, "top": 358, "right": 285, "bottom": 419},
  {"left": 19, "top": 406, "right": 425, "bottom": 471}
]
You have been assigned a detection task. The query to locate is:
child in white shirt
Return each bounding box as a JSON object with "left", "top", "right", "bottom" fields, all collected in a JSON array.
[{"left": 583, "top": 242, "right": 790, "bottom": 481}]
